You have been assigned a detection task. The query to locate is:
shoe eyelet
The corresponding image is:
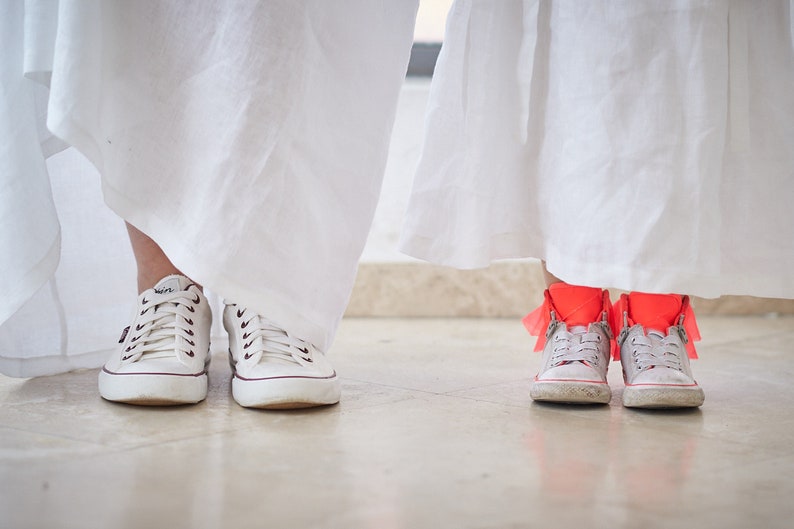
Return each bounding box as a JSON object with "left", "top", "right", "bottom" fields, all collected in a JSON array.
[
  {"left": 142, "top": 298, "right": 149, "bottom": 305},
  {"left": 131, "top": 336, "right": 139, "bottom": 342},
  {"left": 244, "top": 353, "right": 252, "bottom": 360},
  {"left": 241, "top": 320, "right": 249, "bottom": 329},
  {"left": 243, "top": 342, "right": 251, "bottom": 349},
  {"left": 135, "top": 324, "right": 144, "bottom": 331},
  {"left": 185, "top": 318, "right": 193, "bottom": 325},
  {"left": 125, "top": 346, "right": 132, "bottom": 352},
  {"left": 122, "top": 355, "right": 132, "bottom": 361},
  {"left": 192, "top": 294, "right": 200, "bottom": 304},
  {"left": 186, "top": 350, "right": 195, "bottom": 357},
  {"left": 186, "top": 329, "right": 194, "bottom": 336},
  {"left": 237, "top": 309, "right": 244, "bottom": 318},
  {"left": 187, "top": 339, "right": 195, "bottom": 346},
  {"left": 242, "top": 332, "right": 250, "bottom": 340},
  {"left": 187, "top": 305, "right": 195, "bottom": 313}
]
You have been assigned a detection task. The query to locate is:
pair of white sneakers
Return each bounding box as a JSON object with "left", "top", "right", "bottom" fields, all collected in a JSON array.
[
  {"left": 98, "top": 275, "right": 340, "bottom": 408},
  {"left": 530, "top": 306, "right": 705, "bottom": 408}
]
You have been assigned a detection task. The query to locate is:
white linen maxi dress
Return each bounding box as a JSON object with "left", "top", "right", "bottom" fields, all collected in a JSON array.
[
  {"left": 401, "top": 0, "right": 794, "bottom": 300},
  {"left": 0, "top": 0, "right": 419, "bottom": 376}
]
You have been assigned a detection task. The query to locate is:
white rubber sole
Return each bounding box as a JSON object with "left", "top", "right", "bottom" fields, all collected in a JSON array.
[
  {"left": 622, "top": 384, "right": 705, "bottom": 409},
  {"left": 98, "top": 369, "right": 208, "bottom": 405},
  {"left": 530, "top": 379, "right": 612, "bottom": 404},
  {"left": 232, "top": 375, "right": 341, "bottom": 409}
]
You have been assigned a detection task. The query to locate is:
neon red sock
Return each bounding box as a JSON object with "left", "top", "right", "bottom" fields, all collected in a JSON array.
[
  {"left": 547, "top": 283, "right": 604, "bottom": 326},
  {"left": 627, "top": 292, "right": 683, "bottom": 332}
]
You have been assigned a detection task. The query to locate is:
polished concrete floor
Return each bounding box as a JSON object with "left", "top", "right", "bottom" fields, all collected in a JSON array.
[{"left": 2, "top": 315, "right": 793, "bottom": 529}]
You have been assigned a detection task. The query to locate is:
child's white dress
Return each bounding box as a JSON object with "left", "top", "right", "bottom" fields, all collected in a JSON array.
[{"left": 401, "top": 0, "right": 794, "bottom": 300}]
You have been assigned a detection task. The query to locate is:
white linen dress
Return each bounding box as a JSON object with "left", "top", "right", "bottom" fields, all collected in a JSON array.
[
  {"left": 0, "top": 0, "right": 419, "bottom": 376},
  {"left": 401, "top": 0, "right": 794, "bottom": 300}
]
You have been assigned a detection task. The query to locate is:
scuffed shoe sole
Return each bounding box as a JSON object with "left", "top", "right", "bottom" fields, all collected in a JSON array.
[
  {"left": 99, "top": 369, "right": 208, "bottom": 405},
  {"left": 622, "top": 384, "right": 704, "bottom": 409},
  {"left": 232, "top": 375, "right": 341, "bottom": 409},
  {"left": 530, "top": 379, "right": 612, "bottom": 404}
]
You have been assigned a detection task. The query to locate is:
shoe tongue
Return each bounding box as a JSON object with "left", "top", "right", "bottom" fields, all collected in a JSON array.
[
  {"left": 628, "top": 292, "right": 682, "bottom": 331},
  {"left": 153, "top": 275, "right": 190, "bottom": 295},
  {"left": 548, "top": 283, "right": 603, "bottom": 326}
]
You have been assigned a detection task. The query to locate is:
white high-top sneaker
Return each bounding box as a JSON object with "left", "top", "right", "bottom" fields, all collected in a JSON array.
[
  {"left": 618, "top": 322, "right": 705, "bottom": 408},
  {"left": 99, "top": 275, "right": 211, "bottom": 405},
  {"left": 530, "top": 312, "right": 612, "bottom": 404},
  {"left": 223, "top": 304, "right": 341, "bottom": 409}
]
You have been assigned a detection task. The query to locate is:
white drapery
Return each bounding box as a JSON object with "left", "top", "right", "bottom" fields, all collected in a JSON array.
[
  {"left": 402, "top": 0, "right": 794, "bottom": 299},
  {"left": 0, "top": 0, "right": 419, "bottom": 377}
]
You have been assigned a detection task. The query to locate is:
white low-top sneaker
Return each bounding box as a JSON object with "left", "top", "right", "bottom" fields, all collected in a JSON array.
[
  {"left": 530, "top": 313, "right": 612, "bottom": 404},
  {"left": 99, "top": 275, "right": 211, "bottom": 405},
  {"left": 619, "top": 324, "right": 705, "bottom": 408},
  {"left": 223, "top": 304, "right": 341, "bottom": 409}
]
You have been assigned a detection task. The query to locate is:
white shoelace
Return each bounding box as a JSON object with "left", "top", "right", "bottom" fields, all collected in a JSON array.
[
  {"left": 551, "top": 327, "right": 605, "bottom": 368},
  {"left": 236, "top": 308, "right": 314, "bottom": 365},
  {"left": 122, "top": 289, "right": 201, "bottom": 363},
  {"left": 628, "top": 332, "right": 683, "bottom": 371}
]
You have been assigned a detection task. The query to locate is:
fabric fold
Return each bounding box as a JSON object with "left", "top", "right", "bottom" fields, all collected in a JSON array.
[
  {"left": 1, "top": 0, "right": 420, "bottom": 377},
  {"left": 401, "top": 0, "right": 794, "bottom": 300}
]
